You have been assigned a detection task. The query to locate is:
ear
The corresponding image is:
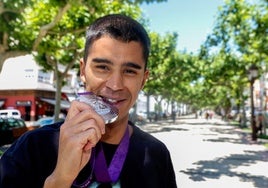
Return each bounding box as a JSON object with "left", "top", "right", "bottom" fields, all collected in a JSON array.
[
  {"left": 141, "top": 69, "right": 149, "bottom": 90},
  {"left": 80, "top": 58, "right": 86, "bottom": 83}
]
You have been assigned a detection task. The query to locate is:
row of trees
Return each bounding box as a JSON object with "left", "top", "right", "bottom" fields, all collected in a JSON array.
[
  {"left": 1, "top": 0, "right": 267, "bottom": 120},
  {"left": 147, "top": 0, "right": 268, "bottom": 118},
  {"left": 199, "top": 0, "right": 268, "bottom": 116}
]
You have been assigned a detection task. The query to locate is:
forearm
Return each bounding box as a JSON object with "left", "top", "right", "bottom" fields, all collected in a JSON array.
[{"left": 43, "top": 172, "right": 73, "bottom": 188}]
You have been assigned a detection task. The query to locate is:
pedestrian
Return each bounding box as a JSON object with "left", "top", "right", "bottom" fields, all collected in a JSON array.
[
  {"left": 205, "top": 111, "right": 209, "bottom": 120},
  {"left": 0, "top": 14, "right": 177, "bottom": 188},
  {"left": 257, "top": 113, "right": 263, "bottom": 136}
]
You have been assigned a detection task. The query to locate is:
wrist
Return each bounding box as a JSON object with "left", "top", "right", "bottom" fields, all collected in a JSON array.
[{"left": 43, "top": 172, "right": 73, "bottom": 188}]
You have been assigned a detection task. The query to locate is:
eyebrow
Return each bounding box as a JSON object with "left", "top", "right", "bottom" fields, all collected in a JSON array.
[
  {"left": 92, "top": 57, "right": 142, "bottom": 70},
  {"left": 124, "top": 62, "right": 142, "bottom": 70},
  {"left": 92, "top": 57, "right": 111, "bottom": 64}
]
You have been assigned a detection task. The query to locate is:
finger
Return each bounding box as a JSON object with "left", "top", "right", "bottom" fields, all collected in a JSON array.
[
  {"left": 81, "top": 127, "right": 100, "bottom": 151},
  {"left": 60, "top": 118, "right": 102, "bottom": 147},
  {"left": 75, "top": 109, "right": 105, "bottom": 133},
  {"left": 64, "top": 102, "right": 105, "bottom": 134},
  {"left": 79, "top": 119, "right": 102, "bottom": 141},
  {"left": 65, "top": 100, "right": 91, "bottom": 121}
]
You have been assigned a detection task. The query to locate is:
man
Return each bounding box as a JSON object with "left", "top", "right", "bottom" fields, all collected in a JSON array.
[{"left": 0, "top": 14, "right": 177, "bottom": 188}]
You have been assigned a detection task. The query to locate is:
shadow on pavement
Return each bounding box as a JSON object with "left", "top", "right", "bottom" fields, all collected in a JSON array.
[
  {"left": 143, "top": 126, "right": 188, "bottom": 134},
  {"left": 203, "top": 127, "right": 250, "bottom": 145},
  {"left": 180, "top": 150, "right": 268, "bottom": 188},
  {"left": 142, "top": 115, "right": 229, "bottom": 134},
  {"left": 142, "top": 116, "right": 268, "bottom": 187}
]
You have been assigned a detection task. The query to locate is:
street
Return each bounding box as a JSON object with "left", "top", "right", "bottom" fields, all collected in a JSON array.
[{"left": 141, "top": 115, "right": 268, "bottom": 188}]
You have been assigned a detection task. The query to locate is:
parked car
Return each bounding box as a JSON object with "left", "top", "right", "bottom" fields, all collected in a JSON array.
[
  {"left": 0, "top": 109, "right": 21, "bottom": 119},
  {"left": 0, "top": 118, "right": 28, "bottom": 146}
]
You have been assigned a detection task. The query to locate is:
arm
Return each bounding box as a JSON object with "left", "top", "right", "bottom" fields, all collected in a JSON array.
[{"left": 43, "top": 100, "right": 105, "bottom": 188}]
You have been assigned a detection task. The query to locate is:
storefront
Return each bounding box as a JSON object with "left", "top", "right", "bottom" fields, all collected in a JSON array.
[{"left": 0, "top": 90, "right": 71, "bottom": 121}]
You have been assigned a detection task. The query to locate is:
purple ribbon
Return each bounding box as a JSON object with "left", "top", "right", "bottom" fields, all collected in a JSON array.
[
  {"left": 94, "top": 126, "right": 130, "bottom": 183},
  {"left": 72, "top": 149, "right": 96, "bottom": 188},
  {"left": 72, "top": 126, "right": 129, "bottom": 187}
]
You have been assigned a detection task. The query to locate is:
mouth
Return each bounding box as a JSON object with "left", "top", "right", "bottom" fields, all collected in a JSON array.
[
  {"left": 106, "top": 98, "right": 118, "bottom": 103},
  {"left": 101, "top": 96, "right": 124, "bottom": 106}
]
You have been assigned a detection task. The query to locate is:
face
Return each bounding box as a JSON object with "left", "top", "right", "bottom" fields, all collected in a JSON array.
[{"left": 80, "top": 36, "right": 149, "bottom": 123}]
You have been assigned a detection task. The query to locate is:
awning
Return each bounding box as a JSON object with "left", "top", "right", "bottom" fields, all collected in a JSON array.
[{"left": 40, "top": 98, "right": 70, "bottom": 109}]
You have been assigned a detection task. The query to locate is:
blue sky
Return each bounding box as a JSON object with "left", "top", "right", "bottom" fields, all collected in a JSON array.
[{"left": 141, "top": 0, "right": 225, "bottom": 53}]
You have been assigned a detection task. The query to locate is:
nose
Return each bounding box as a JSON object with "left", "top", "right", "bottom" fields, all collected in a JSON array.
[{"left": 105, "top": 72, "right": 124, "bottom": 91}]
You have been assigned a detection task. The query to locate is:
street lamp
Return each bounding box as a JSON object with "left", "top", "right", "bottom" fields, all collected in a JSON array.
[{"left": 248, "top": 64, "right": 259, "bottom": 141}]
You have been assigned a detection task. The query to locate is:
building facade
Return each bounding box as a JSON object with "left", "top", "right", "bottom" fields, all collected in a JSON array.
[{"left": 0, "top": 55, "right": 78, "bottom": 121}]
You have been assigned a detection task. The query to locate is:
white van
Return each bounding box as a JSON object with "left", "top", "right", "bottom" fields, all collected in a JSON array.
[{"left": 0, "top": 109, "right": 21, "bottom": 119}]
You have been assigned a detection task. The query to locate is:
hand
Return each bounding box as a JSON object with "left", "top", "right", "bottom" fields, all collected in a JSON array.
[{"left": 44, "top": 100, "right": 105, "bottom": 187}]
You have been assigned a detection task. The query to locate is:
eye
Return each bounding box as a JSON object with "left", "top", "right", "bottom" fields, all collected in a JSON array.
[
  {"left": 124, "top": 69, "right": 137, "bottom": 75},
  {"left": 96, "top": 65, "right": 109, "bottom": 71}
]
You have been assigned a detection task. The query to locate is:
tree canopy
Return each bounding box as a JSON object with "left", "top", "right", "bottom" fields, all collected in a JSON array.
[
  {"left": 1, "top": 0, "right": 267, "bottom": 119},
  {"left": 0, "top": 0, "right": 166, "bottom": 119},
  {"left": 195, "top": 0, "right": 268, "bottom": 113}
]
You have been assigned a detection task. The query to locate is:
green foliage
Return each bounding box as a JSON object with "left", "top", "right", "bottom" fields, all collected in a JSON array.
[
  {"left": 0, "top": 0, "right": 164, "bottom": 120},
  {"left": 2, "top": 0, "right": 267, "bottom": 117},
  {"left": 196, "top": 0, "right": 268, "bottom": 112},
  {"left": 0, "top": 0, "right": 161, "bottom": 66},
  {"left": 0, "top": 0, "right": 33, "bottom": 51}
]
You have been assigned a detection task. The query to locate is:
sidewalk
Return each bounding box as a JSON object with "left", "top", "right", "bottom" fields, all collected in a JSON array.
[
  {"left": 141, "top": 115, "right": 268, "bottom": 188},
  {"left": 1, "top": 115, "right": 268, "bottom": 187}
]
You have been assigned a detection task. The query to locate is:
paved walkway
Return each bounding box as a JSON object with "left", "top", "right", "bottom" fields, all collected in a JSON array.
[
  {"left": 1, "top": 115, "right": 268, "bottom": 187},
  {"left": 141, "top": 115, "right": 268, "bottom": 188}
]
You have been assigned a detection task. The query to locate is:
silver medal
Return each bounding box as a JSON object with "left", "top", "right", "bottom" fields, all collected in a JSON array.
[{"left": 76, "top": 92, "right": 118, "bottom": 124}]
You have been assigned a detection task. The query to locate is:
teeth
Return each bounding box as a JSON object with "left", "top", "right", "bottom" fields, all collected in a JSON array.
[{"left": 107, "top": 98, "right": 117, "bottom": 103}]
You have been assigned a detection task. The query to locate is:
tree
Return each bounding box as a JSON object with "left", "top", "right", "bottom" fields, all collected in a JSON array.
[
  {"left": 144, "top": 31, "right": 179, "bottom": 117},
  {"left": 1, "top": 0, "right": 166, "bottom": 120},
  {"left": 197, "top": 0, "right": 268, "bottom": 116},
  {"left": 0, "top": 0, "right": 33, "bottom": 69},
  {"left": 144, "top": 31, "right": 207, "bottom": 116}
]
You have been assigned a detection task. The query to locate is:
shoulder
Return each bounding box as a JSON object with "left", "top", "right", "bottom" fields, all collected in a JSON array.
[
  {"left": 0, "top": 122, "right": 63, "bottom": 187},
  {"left": 121, "top": 122, "right": 177, "bottom": 187},
  {"left": 129, "top": 122, "right": 170, "bottom": 154},
  {"left": 18, "top": 121, "right": 61, "bottom": 145},
  {"left": 2, "top": 122, "right": 62, "bottom": 159}
]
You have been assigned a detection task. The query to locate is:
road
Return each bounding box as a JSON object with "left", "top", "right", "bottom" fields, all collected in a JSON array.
[{"left": 141, "top": 115, "right": 268, "bottom": 188}]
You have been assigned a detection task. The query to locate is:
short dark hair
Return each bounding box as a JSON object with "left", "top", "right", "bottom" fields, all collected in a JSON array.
[{"left": 83, "top": 14, "right": 150, "bottom": 69}]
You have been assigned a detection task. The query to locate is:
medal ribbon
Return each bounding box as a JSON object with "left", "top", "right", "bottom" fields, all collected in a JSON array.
[{"left": 94, "top": 126, "right": 130, "bottom": 183}]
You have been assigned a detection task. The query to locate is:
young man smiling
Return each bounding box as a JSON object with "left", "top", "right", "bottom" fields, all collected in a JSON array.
[{"left": 0, "top": 14, "right": 177, "bottom": 188}]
